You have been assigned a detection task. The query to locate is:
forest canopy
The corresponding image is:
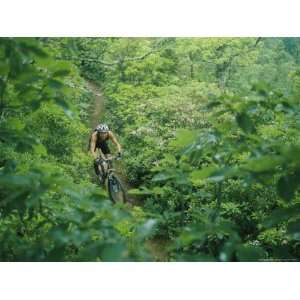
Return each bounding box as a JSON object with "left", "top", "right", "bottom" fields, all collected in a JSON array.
[{"left": 1, "top": 37, "right": 300, "bottom": 261}]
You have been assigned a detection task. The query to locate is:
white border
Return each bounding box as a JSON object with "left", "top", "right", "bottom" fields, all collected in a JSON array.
[
  {"left": 0, "top": 263, "right": 298, "bottom": 300},
  {"left": 1, "top": 1, "right": 299, "bottom": 299},
  {"left": 1, "top": 0, "right": 300, "bottom": 36}
]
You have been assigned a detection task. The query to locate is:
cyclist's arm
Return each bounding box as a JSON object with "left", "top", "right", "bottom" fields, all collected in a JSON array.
[
  {"left": 90, "top": 132, "right": 99, "bottom": 159},
  {"left": 109, "top": 131, "right": 122, "bottom": 153}
]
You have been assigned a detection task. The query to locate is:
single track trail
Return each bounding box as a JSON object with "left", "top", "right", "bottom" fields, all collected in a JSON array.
[{"left": 86, "top": 80, "right": 170, "bottom": 261}]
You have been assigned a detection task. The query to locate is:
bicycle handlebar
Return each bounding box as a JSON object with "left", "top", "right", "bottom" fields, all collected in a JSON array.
[
  {"left": 105, "top": 155, "right": 121, "bottom": 161},
  {"left": 96, "top": 154, "right": 122, "bottom": 162}
]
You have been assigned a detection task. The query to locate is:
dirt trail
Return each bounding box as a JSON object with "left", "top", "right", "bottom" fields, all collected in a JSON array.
[
  {"left": 87, "top": 81, "right": 105, "bottom": 129},
  {"left": 86, "top": 80, "right": 136, "bottom": 203},
  {"left": 86, "top": 80, "right": 169, "bottom": 261}
]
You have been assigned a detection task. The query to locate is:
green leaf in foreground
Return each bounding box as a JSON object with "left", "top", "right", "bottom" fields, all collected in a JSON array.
[
  {"left": 100, "top": 242, "right": 128, "bottom": 262},
  {"left": 137, "top": 219, "right": 157, "bottom": 239},
  {"left": 243, "top": 155, "right": 283, "bottom": 173},
  {"left": 287, "top": 220, "right": 300, "bottom": 240},
  {"left": 32, "top": 143, "right": 47, "bottom": 156},
  {"left": 190, "top": 165, "right": 218, "bottom": 184},
  {"left": 190, "top": 165, "right": 237, "bottom": 184},
  {"left": 177, "top": 253, "right": 216, "bottom": 262},
  {"left": 127, "top": 188, "right": 152, "bottom": 196},
  {"left": 52, "top": 69, "right": 71, "bottom": 77},
  {"left": 236, "top": 245, "right": 267, "bottom": 261},
  {"left": 236, "top": 112, "right": 256, "bottom": 133},
  {"left": 263, "top": 204, "right": 300, "bottom": 227},
  {"left": 277, "top": 171, "right": 300, "bottom": 201},
  {"left": 169, "top": 129, "right": 198, "bottom": 149},
  {"left": 152, "top": 172, "right": 175, "bottom": 182}
]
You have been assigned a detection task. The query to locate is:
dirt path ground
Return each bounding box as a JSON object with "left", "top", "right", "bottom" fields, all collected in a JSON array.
[
  {"left": 86, "top": 80, "right": 136, "bottom": 202},
  {"left": 86, "top": 80, "right": 169, "bottom": 261},
  {"left": 86, "top": 81, "right": 105, "bottom": 129}
]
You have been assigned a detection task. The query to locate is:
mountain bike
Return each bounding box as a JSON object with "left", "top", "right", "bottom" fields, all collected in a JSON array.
[{"left": 95, "top": 155, "right": 127, "bottom": 203}]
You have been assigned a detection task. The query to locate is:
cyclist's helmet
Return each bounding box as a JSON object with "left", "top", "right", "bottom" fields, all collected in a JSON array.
[{"left": 95, "top": 123, "right": 109, "bottom": 133}]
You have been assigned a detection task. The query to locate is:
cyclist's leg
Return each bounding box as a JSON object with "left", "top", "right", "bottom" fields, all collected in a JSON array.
[
  {"left": 93, "top": 148, "right": 105, "bottom": 182},
  {"left": 94, "top": 159, "right": 105, "bottom": 185},
  {"left": 100, "top": 158, "right": 107, "bottom": 179},
  {"left": 100, "top": 142, "right": 111, "bottom": 175},
  {"left": 93, "top": 148, "right": 101, "bottom": 175},
  {"left": 94, "top": 159, "right": 100, "bottom": 175}
]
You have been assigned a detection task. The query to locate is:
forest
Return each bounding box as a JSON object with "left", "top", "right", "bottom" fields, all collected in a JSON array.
[{"left": 1, "top": 37, "right": 300, "bottom": 261}]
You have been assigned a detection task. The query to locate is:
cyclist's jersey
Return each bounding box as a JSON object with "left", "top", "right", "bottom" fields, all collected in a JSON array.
[{"left": 95, "top": 132, "right": 111, "bottom": 154}]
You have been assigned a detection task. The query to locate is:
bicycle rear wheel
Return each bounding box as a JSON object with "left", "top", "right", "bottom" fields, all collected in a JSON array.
[{"left": 107, "top": 174, "right": 127, "bottom": 203}]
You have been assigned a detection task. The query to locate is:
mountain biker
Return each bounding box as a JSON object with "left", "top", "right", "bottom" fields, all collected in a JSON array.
[{"left": 90, "top": 123, "right": 122, "bottom": 180}]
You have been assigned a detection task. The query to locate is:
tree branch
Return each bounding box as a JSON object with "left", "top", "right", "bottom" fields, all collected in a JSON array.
[{"left": 62, "top": 38, "right": 171, "bottom": 67}]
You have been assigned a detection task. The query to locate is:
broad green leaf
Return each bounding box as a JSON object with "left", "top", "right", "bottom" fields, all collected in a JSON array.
[
  {"left": 287, "top": 220, "right": 300, "bottom": 240},
  {"left": 100, "top": 242, "right": 128, "bottom": 262},
  {"left": 48, "top": 79, "right": 64, "bottom": 89},
  {"left": 236, "top": 245, "right": 266, "bottom": 261},
  {"left": 190, "top": 165, "right": 239, "bottom": 183},
  {"left": 281, "top": 144, "right": 300, "bottom": 166},
  {"left": 49, "top": 224, "right": 70, "bottom": 245},
  {"left": 152, "top": 172, "right": 175, "bottom": 182},
  {"left": 277, "top": 172, "right": 300, "bottom": 201},
  {"left": 151, "top": 186, "right": 165, "bottom": 195},
  {"left": 190, "top": 165, "right": 218, "bottom": 184},
  {"left": 219, "top": 239, "right": 239, "bottom": 262},
  {"left": 251, "top": 82, "right": 270, "bottom": 96},
  {"left": 127, "top": 188, "right": 152, "bottom": 196},
  {"left": 236, "top": 112, "right": 256, "bottom": 134},
  {"left": 263, "top": 204, "right": 300, "bottom": 227},
  {"left": 0, "top": 78, "right": 6, "bottom": 95},
  {"left": 177, "top": 253, "right": 216, "bottom": 262},
  {"left": 137, "top": 219, "right": 157, "bottom": 239},
  {"left": 206, "top": 100, "right": 222, "bottom": 109},
  {"left": 17, "top": 38, "right": 48, "bottom": 57},
  {"left": 243, "top": 155, "right": 284, "bottom": 173},
  {"left": 169, "top": 129, "right": 198, "bottom": 149},
  {"left": 32, "top": 143, "right": 47, "bottom": 156},
  {"left": 0, "top": 174, "right": 31, "bottom": 187},
  {"left": 6, "top": 118, "right": 25, "bottom": 131},
  {"left": 207, "top": 170, "right": 227, "bottom": 182},
  {"left": 52, "top": 69, "right": 71, "bottom": 77},
  {"left": 0, "top": 61, "right": 9, "bottom": 76},
  {"left": 54, "top": 98, "right": 74, "bottom": 118}
]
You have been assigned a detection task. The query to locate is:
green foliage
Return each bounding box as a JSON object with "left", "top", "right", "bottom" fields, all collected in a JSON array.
[
  {"left": 95, "top": 37, "right": 300, "bottom": 261},
  {"left": 2, "top": 37, "right": 300, "bottom": 261},
  {"left": 0, "top": 38, "right": 156, "bottom": 261}
]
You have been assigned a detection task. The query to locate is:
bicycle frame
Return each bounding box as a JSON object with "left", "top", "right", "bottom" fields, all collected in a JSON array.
[
  {"left": 96, "top": 155, "right": 121, "bottom": 180},
  {"left": 95, "top": 155, "right": 127, "bottom": 203}
]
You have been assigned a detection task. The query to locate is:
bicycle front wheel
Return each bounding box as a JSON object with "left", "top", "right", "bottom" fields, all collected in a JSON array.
[{"left": 107, "top": 174, "right": 127, "bottom": 203}]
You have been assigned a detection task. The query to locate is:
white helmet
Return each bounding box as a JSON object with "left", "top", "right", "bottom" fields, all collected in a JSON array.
[{"left": 95, "top": 123, "right": 109, "bottom": 132}]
